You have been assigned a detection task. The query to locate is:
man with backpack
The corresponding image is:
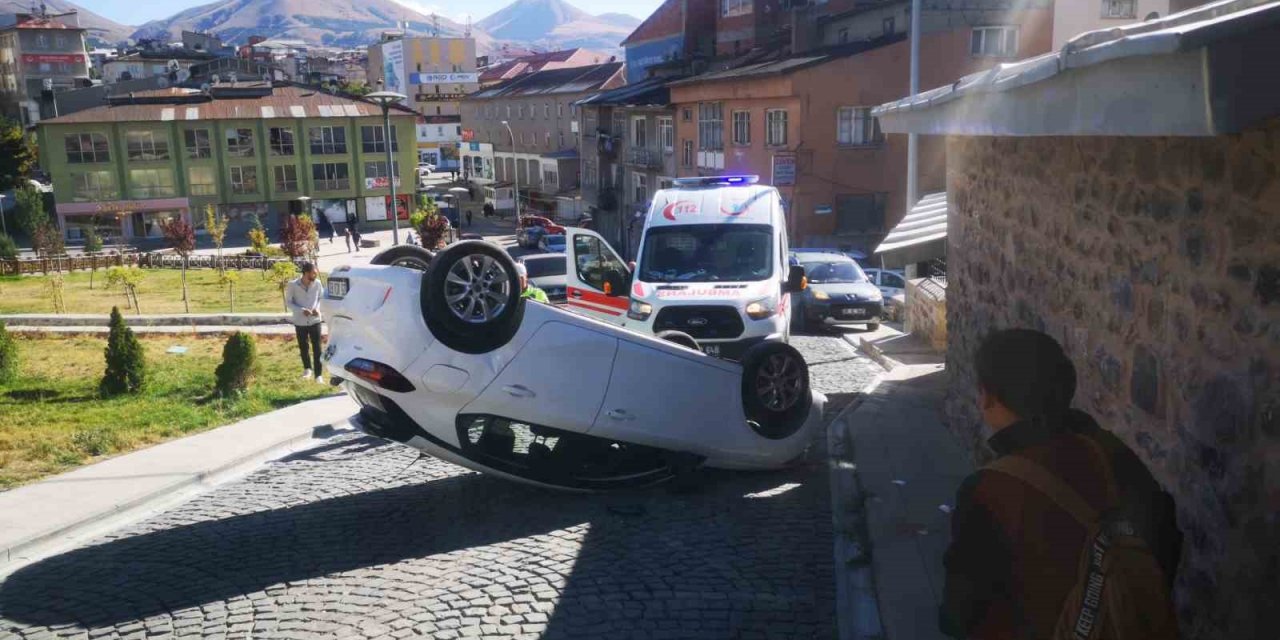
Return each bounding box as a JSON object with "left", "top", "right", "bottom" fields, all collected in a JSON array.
[{"left": 940, "top": 329, "right": 1182, "bottom": 640}]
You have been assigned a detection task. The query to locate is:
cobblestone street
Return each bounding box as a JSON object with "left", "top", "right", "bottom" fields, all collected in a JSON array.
[{"left": 0, "top": 336, "right": 880, "bottom": 640}]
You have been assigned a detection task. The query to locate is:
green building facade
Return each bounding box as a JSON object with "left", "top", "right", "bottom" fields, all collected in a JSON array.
[{"left": 36, "top": 84, "right": 419, "bottom": 244}]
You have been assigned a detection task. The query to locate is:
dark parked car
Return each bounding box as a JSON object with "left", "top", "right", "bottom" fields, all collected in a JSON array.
[
  {"left": 519, "top": 254, "right": 568, "bottom": 302},
  {"left": 790, "top": 250, "right": 884, "bottom": 332}
]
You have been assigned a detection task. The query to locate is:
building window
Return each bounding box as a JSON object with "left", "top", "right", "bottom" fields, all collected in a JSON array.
[
  {"left": 632, "top": 117, "right": 647, "bottom": 148},
  {"left": 65, "top": 132, "right": 110, "bottom": 164},
  {"left": 1102, "top": 0, "right": 1137, "bottom": 18},
  {"left": 722, "top": 0, "right": 752, "bottom": 17},
  {"left": 125, "top": 131, "right": 169, "bottom": 161},
  {"left": 583, "top": 159, "right": 596, "bottom": 188},
  {"left": 558, "top": 131, "right": 565, "bottom": 149},
  {"left": 633, "top": 172, "right": 648, "bottom": 205},
  {"left": 225, "top": 128, "right": 255, "bottom": 157},
  {"left": 682, "top": 107, "right": 692, "bottom": 122},
  {"left": 544, "top": 169, "right": 557, "bottom": 187},
  {"left": 558, "top": 102, "right": 564, "bottom": 118},
  {"left": 360, "top": 125, "right": 399, "bottom": 153},
  {"left": 682, "top": 140, "right": 694, "bottom": 167},
  {"left": 658, "top": 117, "right": 674, "bottom": 152},
  {"left": 837, "top": 107, "right": 883, "bottom": 145},
  {"left": 128, "top": 169, "right": 176, "bottom": 198},
  {"left": 269, "top": 127, "right": 295, "bottom": 156},
  {"left": 731, "top": 110, "right": 750, "bottom": 146},
  {"left": 545, "top": 131, "right": 551, "bottom": 148},
  {"left": 312, "top": 163, "right": 350, "bottom": 191},
  {"left": 698, "top": 102, "right": 724, "bottom": 151},
  {"left": 187, "top": 166, "right": 216, "bottom": 196},
  {"left": 229, "top": 166, "right": 259, "bottom": 195},
  {"left": 70, "top": 171, "right": 116, "bottom": 202},
  {"left": 309, "top": 126, "right": 347, "bottom": 155},
  {"left": 273, "top": 165, "right": 299, "bottom": 193},
  {"left": 835, "top": 193, "right": 887, "bottom": 235},
  {"left": 971, "top": 26, "right": 1018, "bottom": 57},
  {"left": 518, "top": 104, "right": 524, "bottom": 119},
  {"left": 544, "top": 103, "right": 550, "bottom": 118},
  {"left": 363, "top": 160, "right": 400, "bottom": 181},
  {"left": 184, "top": 129, "right": 211, "bottom": 159},
  {"left": 658, "top": 178, "right": 674, "bottom": 190},
  {"left": 765, "top": 110, "right": 788, "bottom": 146}
]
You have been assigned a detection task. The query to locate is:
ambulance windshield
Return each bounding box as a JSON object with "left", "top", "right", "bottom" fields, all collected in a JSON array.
[{"left": 639, "top": 224, "right": 774, "bottom": 283}]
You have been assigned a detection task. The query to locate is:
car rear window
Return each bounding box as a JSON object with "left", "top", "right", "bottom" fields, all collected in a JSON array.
[{"left": 524, "top": 257, "right": 566, "bottom": 278}]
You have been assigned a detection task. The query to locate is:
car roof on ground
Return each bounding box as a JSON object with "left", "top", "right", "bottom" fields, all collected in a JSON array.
[{"left": 520, "top": 253, "right": 564, "bottom": 262}]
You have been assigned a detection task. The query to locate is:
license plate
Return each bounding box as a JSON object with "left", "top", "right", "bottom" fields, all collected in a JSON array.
[
  {"left": 701, "top": 345, "right": 721, "bottom": 356},
  {"left": 843, "top": 308, "right": 866, "bottom": 317},
  {"left": 327, "top": 278, "right": 349, "bottom": 298}
]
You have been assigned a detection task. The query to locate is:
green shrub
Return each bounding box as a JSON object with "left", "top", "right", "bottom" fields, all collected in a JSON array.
[
  {"left": 83, "top": 228, "right": 103, "bottom": 253},
  {"left": 0, "top": 232, "right": 17, "bottom": 260},
  {"left": 0, "top": 320, "right": 17, "bottom": 385},
  {"left": 70, "top": 427, "right": 120, "bottom": 457},
  {"left": 214, "top": 331, "right": 257, "bottom": 397},
  {"left": 100, "top": 306, "right": 146, "bottom": 396}
]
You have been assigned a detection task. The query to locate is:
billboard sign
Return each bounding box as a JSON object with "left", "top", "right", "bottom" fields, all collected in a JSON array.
[
  {"left": 410, "top": 72, "right": 478, "bottom": 84},
  {"left": 380, "top": 40, "right": 406, "bottom": 104},
  {"left": 624, "top": 34, "right": 683, "bottom": 83}
]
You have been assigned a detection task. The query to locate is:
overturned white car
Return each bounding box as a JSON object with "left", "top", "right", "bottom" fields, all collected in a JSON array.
[{"left": 321, "top": 241, "right": 824, "bottom": 491}]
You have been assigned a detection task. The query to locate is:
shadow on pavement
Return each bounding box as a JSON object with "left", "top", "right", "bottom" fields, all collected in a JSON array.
[{"left": 0, "top": 441, "right": 835, "bottom": 637}]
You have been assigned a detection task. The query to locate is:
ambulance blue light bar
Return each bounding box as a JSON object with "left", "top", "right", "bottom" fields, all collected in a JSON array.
[{"left": 673, "top": 175, "right": 760, "bottom": 187}]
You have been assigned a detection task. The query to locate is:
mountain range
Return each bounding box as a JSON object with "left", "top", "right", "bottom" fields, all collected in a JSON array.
[{"left": 38, "top": 0, "right": 641, "bottom": 54}]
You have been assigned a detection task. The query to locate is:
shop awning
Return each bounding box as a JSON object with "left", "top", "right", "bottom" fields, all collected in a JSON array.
[{"left": 874, "top": 191, "right": 947, "bottom": 267}]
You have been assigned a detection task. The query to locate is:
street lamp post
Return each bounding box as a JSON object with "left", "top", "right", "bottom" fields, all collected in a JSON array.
[
  {"left": 367, "top": 90, "right": 409, "bottom": 245},
  {"left": 501, "top": 120, "right": 521, "bottom": 221},
  {"left": 0, "top": 193, "right": 7, "bottom": 236}
]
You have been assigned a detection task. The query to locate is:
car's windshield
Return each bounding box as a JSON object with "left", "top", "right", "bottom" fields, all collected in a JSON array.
[
  {"left": 801, "top": 260, "right": 868, "bottom": 284},
  {"left": 523, "top": 257, "right": 566, "bottom": 278},
  {"left": 639, "top": 224, "right": 773, "bottom": 283}
]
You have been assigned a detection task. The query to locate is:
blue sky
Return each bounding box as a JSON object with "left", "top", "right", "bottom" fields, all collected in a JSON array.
[{"left": 86, "top": 0, "right": 661, "bottom": 26}]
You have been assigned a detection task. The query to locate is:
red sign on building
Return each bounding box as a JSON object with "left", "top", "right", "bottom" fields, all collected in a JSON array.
[
  {"left": 461, "top": 129, "right": 476, "bottom": 142},
  {"left": 22, "top": 53, "right": 84, "bottom": 64}
]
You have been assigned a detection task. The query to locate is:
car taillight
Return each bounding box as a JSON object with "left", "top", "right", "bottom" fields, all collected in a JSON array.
[{"left": 344, "top": 358, "right": 415, "bottom": 392}]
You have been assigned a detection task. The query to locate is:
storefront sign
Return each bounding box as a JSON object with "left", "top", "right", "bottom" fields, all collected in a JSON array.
[
  {"left": 380, "top": 40, "right": 407, "bottom": 104},
  {"left": 461, "top": 129, "right": 475, "bottom": 142},
  {"left": 57, "top": 198, "right": 190, "bottom": 216},
  {"left": 23, "top": 53, "right": 85, "bottom": 64},
  {"left": 772, "top": 153, "right": 797, "bottom": 187},
  {"left": 415, "top": 93, "right": 468, "bottom": 102},
  {"left": 410, "top": 72, "right": 478, "bottom": 84},
  {"left": 363, "top": 177, "right": 402, "bottom": 190}
]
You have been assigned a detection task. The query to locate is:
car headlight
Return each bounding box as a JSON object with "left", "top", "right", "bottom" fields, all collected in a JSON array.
[
  {"left": 745, "top": 297, "right": 777, "bottom": 320},
  {"left": 811, "top": 290, "right": 829, "bottom": 301},
  {"left": 868, "top": 291, "right": 883, "bottom": 302},
  {"left": 627, "top": 298, "right": 653, "bottom": 320}
]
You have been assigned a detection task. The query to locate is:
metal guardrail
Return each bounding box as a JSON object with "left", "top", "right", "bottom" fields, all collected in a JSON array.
[{"left": 915, "top": 276, "right": 947, "bottom": 302}]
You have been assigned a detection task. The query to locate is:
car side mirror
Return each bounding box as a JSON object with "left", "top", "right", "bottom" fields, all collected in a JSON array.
[
  {"left": 603, "top": 269, "right": 626, "bottom": 296},
  {"left": 785, "top": 265, "right": 807, "bottom": 293}
]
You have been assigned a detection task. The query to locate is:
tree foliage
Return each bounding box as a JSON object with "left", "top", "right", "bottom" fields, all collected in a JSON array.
[
  {"left": 83, "top": 226, "right": 103, "bottom": 253},
  {"left": 159, "top": 217, "right": 196, "bottom": 313},
  {"left": 100, "top": 306, "right": 146, "bottom": 396},
  {"left": 204, "top": 205, "right": 228, "bottom": 271},
  {"left": 105, "top": 266, "right": 144, "bottom": 312},
  {"left": 31, "top": 221, "right": 64, "bottom": 260},
  {"left": 214, "top": 331, "right": 257, "bottom": 397},
  {"left": 280, "top": 214, "right": 316, "bottom": 260},
  {"left": 267, "top": 261, "right": 299, "bottom": 312},
  {"left": 246, "top": 213, "right": 269, "bottom": 255},
  {"left": 414, "top": 199, "right": 450, "bottom": 249},
  {"left": 14, "top": 186, "right": 47, "bottom": 238},
  {"left": 0, "top": 118, "right": 36, "bottom": 192},
  {"left": 0, "top": 233, "right": 16, "bottom": 260}
]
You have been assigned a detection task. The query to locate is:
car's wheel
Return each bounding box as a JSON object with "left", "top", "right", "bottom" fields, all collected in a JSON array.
[
  {"left": 371, "top": 245, "right": 435, "bottom": 271},
  {"left": 420, "top": 240, "right": 524, "bottom": 354},
  {"left": 740, "top": 342, "right": 811, "bottom": 440},
  {"left": 656, "top": 330, "right": 700, "bottom": 351}
]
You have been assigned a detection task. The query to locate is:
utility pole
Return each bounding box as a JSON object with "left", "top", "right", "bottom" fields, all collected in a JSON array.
[{"left": 907, "top": 0, "right": 921, "bottom": 212}]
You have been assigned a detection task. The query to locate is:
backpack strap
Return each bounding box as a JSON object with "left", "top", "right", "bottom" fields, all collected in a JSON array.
[{"left": 987, "top": 455, "right": 1100, "bottom": 528}]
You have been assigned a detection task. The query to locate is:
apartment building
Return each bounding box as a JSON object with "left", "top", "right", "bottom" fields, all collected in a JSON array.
[
  {"left": 367, "top": 35, "right": 479, "bottom": 117},
  {"left": 36, "top": 83, "right": 418, "bottom": 244},
  {"left": 1053, "top": 0, "right": 1214, "bottom": 48},
  {"left": 0, "top": 9, "right": 90, "bottom": 126},
  {"left": 460, "top": 62, "right": 625, "bottom": 215}
]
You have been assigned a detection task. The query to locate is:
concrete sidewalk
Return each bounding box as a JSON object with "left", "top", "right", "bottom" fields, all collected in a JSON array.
[
  {"left": 0, "top": 394, "right": 357, "bottom": 573},
  {"left": 834, "top": 328, "right": 973, "bottom": 640}
]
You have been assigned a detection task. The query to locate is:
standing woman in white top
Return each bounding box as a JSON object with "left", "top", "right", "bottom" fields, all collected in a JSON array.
[{"left": 286, "top": 261, "right": 326, "bottom": 383}]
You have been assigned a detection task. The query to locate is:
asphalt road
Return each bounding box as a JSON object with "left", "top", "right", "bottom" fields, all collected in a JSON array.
[{"left": 0, "top": 334, "right": 880, "bottom": 640}]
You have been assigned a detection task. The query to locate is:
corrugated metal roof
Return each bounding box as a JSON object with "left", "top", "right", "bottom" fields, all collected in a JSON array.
[
  {"left": 40, "top": 85, "right": 412, "bottom": 125},
  {"left": 876, "top": 192, "right": 947, "bottom": 255},
  {"left": 470, "top": 63, "right": 625, "bottom": 100},
  {"left": 575, "top": 77, "right": 674, "bottom": 107}
]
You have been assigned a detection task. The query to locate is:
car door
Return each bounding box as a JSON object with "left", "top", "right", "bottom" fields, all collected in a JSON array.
[
  {"left": 880, "top": 271, "right": 906, "bottom": 298},
  {"left": 564, "top": 227, "right": 630, "bottom": 326}
]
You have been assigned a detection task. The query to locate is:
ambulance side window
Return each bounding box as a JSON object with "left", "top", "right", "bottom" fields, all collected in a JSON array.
[{"left": 573, "top": 235, "right": 626, "bottom": 292}]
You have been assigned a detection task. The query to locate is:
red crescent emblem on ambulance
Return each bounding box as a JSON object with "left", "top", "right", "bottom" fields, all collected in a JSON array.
[
  {"left": 662, "top": 201, "right": 698, "bottom": 220},
  {"left": 632, "top": 282, "right": 646, "bottom": 297}
]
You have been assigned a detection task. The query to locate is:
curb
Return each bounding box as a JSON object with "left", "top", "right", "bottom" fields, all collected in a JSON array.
[
  {"left": 845, "top": 334, "right": 901, "bottom": 373},
  {"left": 0, "top": 397, "right": 356, "bottom": 575},
  {"left": 6, "top": 325, "right": 312, "bottom": 337},
  {"left": 828, "top": 393, "right": 887, "bottom": 640},
  {"left": 0, "top": 313, "right": 290, "bottom": 328}
]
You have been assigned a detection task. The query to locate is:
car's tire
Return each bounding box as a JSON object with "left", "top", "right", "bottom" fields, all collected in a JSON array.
[
  {"left": 420, "top": 240, "right": 525, "bottom": 354},
  {"left": 740, "top": 341, "right": 811, "bottom": 440},
  {"left": 656, "top": 330, "right": 700, "bottom": 351},
  {"left": 866, "top": 322, "right": 881, "bottom": 332},
  {"left": 371, "top": 245, "right": 435, "bottom": 271}
]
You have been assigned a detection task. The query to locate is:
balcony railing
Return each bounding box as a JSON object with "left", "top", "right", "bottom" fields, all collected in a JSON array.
[{"left": 625, "top": 147, "right": 663, "bottom": 169}]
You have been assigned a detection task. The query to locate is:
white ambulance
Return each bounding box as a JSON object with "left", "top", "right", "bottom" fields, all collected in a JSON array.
[{"left": 564, "top": 175, "right": 806, "bottom": 358}]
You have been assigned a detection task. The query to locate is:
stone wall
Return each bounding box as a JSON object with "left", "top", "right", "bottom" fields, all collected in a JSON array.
[
  {"left": 944, "top": 120, "right": 1280, "bottom": 638},
  {"left": 905, "top": 277, "right": 947, "bottom": 352}
]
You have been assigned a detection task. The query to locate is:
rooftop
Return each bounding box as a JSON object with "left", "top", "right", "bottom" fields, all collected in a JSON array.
[
  {"left": 40, "top": 83, "right": 416, "bottom": 126},
  {"left": 668, "top": 34, "right": 907, "bottom": 87},
  {"left": 478, "top": 48, "right": 595, "bottom": 84},
  {"left": 7, "top": 17, "right": 82, "bottom": 31},
  {"left": 470, "top": 62, "right": 625, "bottom": 100},
  {"left": 873, "top": 0, "right": 1280, "bottom": 137},
  {"left": 575, "top": 76, "right": 676, "bottom": 108}
]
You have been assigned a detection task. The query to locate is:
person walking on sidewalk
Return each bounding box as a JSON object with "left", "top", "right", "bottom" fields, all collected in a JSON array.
[
  {"left": 940, "top": 329, "right": 1181, "bottom": 640},
  {"left": 343, "top": 227, "right": 352, "bottom": 253},
  {"left": 287, "top": 262, "right": 326, "bottom": 384}
]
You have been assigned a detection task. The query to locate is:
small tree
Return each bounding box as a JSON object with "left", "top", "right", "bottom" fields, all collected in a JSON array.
[
  {"left": 84, "top": 226, "right": 103, "bottom": 289},
  {"left": 100, "top": 306, "right": 146, "bottom": 396},
  {"left": 0, "top": 118, "right": 37, "bottom": 193},
  {"left": 204, "top": 205, "right": 228, "bottom": 274},
  {"left": 214, "top": 331, "right": 257, "bottom": 397},
  {"left": 105, "top": 265, "right": 144, "bottom": 313},
  {"left": 0, "top": 320, "right": 17, "bottom": 385},
  {"left": 219, "top": 270, "right": 240, "bottom": 312},
  {"left": 280, "top": 214, "right": 315, "bottom": 262},
  {"left": 267, "top": 261, "right": 299, "bottom": 312},
  {"left": 159, "top": 217, "right": 196, "bottom": 314},
  {"left": 46, "top": 273, "right": 66, "bottom": 313},
  {"left": 14, "top": 185, "right": 46, "bottom": 239},
  {"left": 0, "top": 232, "right": 16, "bottom": 260},
  {"left": 246, "top": 214, "right": 269, "bottom": 255},
  {"left": 414, "top": 204, "right": 451, "bottom": 250}
]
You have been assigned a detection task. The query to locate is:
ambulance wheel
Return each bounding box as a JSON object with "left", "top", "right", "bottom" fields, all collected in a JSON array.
[
  {"left": 421, "top": 241, "right": 524, "bottom": 354},
  {"left": 741, "top": 342, "right": 811, "bottom": 440},
  {"left": 371, "top": 245, "right": 435, "bottom": 271},
  {"left": 656, "top": 330, "right": 700, "bottom": 351}
]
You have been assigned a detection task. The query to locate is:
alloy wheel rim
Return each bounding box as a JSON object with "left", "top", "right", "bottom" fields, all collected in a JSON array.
[
  {"left": 755, "top": 353, "right": 803, "bottom": 411},
  {"left": 444, "top": 254, "right": 510, "bottom": 323}
]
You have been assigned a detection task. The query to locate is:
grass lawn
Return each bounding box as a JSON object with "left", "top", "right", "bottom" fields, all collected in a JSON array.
[
  {"left": 0, "top": 268, "right": 292, "bottom": 315},
  {"left": 0, "top": 333, "right": 336, "bottom": 490}
]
